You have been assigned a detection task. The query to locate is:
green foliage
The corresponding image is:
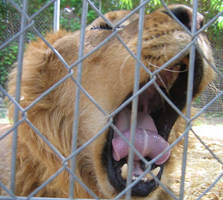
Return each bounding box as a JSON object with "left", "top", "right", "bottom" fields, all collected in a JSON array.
[
  {"left": 0, "top": 42, "right": 18, "bottom": 88},
  {"left": 217, "top": 16, "right": 223, "bottom": 29},
  {"left": 60, "top": 16, "right": 80, "bottom": 31},
  {"left": 120, "top": 0, "right": 134, "bottom": 9},
  {"left": 118, "top": 0, "right": 160, "bottom": 11},
  {"left": 210, "top": 0, "right": 223, "bottom": 12},
  {"left": 0, "top": 3, "right": 19, "bottom": 88},
  {"left": 210, "top": 0, "right": 223, "bottom": 31},
  {"left": 202, "top": 0, "right": 223, "bottom": 47},
  {"left": 87, "top": 9, "right": 97, "bottom": 23},
  {"left": 194, "top": 96, "right": 201, "bottom": 105}
]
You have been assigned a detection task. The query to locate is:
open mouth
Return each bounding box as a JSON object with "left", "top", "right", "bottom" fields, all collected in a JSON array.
[{"left": 102, "top": 52, "right": 204, "bottom": 197}]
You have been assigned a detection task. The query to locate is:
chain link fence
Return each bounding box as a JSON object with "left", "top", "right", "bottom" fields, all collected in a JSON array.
[
  {"left": 0, "top": 0, "right": 223, "bottom": 199},
  {"left": 193, "top": 49, "right": 223, "bottom": 112}
]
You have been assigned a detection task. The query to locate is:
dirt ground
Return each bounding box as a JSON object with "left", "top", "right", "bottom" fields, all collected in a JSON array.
[
  {"left": 164, "top": 114, "right": 223, "bottom": 200},
  {"left": 169, "top": 126, "right": 223, "bottom": 199},
  {"left": 0, "top": 115, "right": 223, "bottom": 199}
]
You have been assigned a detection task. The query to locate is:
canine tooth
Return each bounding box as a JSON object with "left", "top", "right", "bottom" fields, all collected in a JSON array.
[
  {"left": 146, "top": 173, "right": 153, "bottom": 180},
  {"left": 146, "top": 167, "right": 160, "bottom": 180},
  {"left": 152, "top": 167, "right": 160, "bottom": 176},
  {"left": 121, "top": 163, "right": 128, "bottom": 180}
]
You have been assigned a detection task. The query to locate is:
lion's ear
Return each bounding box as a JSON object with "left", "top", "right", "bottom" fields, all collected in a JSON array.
[{"left": 161, "top": 5, "right": 204, "bottom": 30}]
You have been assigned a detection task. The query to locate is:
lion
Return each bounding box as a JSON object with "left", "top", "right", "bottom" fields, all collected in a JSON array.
[{"left": 0, "top": 4, "right": 215, "bottom": 199}]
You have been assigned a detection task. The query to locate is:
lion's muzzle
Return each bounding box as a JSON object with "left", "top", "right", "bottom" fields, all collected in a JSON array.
[{"left": 101, "top": 4, "right": 209, "bottom": 197}]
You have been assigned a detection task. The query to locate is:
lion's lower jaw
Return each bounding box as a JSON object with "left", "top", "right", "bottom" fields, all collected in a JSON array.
[
  {"left": 92, "top": 132, "right": 165, "bottom": 199},
  {"left": 96, "top": 179, "right": 169, "bottom": 200}
]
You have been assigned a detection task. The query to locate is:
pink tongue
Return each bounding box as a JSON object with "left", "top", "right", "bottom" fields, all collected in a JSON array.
[{"left": 112, "top": 108, "right": 170, "bottom": 165}]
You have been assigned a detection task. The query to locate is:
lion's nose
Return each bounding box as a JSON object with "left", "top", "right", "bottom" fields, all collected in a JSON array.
[{"left": 164, "top": 5, "right": 204, "bottom": 31}]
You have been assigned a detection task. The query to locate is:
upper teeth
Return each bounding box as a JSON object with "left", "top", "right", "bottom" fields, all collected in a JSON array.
[{"left": 121, "top": 163, "right": 160, "bottom": 182}]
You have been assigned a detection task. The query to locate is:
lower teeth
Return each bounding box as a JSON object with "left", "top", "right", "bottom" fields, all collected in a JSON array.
[
  {"left": 121, "top": 163, "right": 160, "bottom": 181},
  {"left": 145, "top": 167, "right": 160, "bottom": 180},
  {"left": 121, "top": 163, "right": 128, "bottom": 180}
]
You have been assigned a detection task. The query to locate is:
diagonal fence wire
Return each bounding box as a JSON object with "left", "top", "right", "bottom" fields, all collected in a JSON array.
[
  {"left": 191, "top": 128, "right": 223, "bottom": 165},
  {"left": 0, "top": 181, "right": 16, "bottom": 198},
  {"left": 1, "top": 3, "right": 110, "bottom": 198},
  {"left": 4, "top": 2, "right": 109, "bottom": 197},
  {"left": 27, "top": 166, "right": 66, "bottom": 199},
  {"left": 25, "top": 119, "right": 66, "bottom": 162},
  {"left": 7, "top": 0, "right": 116, "bottom": 119},
  {"left": 196, "top": 172, "right": 223, "bottom": 200}
]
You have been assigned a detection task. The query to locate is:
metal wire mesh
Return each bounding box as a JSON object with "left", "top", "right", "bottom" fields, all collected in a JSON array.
[{"left": 0, "top": 0, "right": 222, "bottom": 199}]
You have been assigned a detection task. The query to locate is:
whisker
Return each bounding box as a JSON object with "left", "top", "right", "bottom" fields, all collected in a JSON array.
[
  {"left": 146, "top": 60, "right": 188, "bottom": 73},
  {"left": 157, "top": 73, "right": 169, "bottom": 93}
]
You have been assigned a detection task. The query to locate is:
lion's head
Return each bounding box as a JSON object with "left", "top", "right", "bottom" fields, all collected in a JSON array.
[
  {"left": 7, "top": 4, "right": 215, "bottom": 199},
  {"left": 86, "top": 5, "right": 214, "bottom": 199}
]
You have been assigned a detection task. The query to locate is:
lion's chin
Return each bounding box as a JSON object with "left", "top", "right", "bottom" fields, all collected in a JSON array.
[{"left": 100, "top": 52, "right": 204, "bottom": 197}]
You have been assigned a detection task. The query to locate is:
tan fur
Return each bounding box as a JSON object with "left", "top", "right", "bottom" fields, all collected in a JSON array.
[{"left": 0, "top": 6, "right": 215, "bottom": 199}]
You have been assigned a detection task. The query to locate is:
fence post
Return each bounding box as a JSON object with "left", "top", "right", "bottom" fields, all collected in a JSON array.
[
  {"left": 53, "top": 0, "right": 60, "bottom": 32},
  {"left": 10, "top": 0, "right": 28, "bottom": 193},
  {"left": 99, "top": 0, "right": 102, "bottom": 11},
  {"left": 69, "top": 0, "right": 88, "bottom": 198}
]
